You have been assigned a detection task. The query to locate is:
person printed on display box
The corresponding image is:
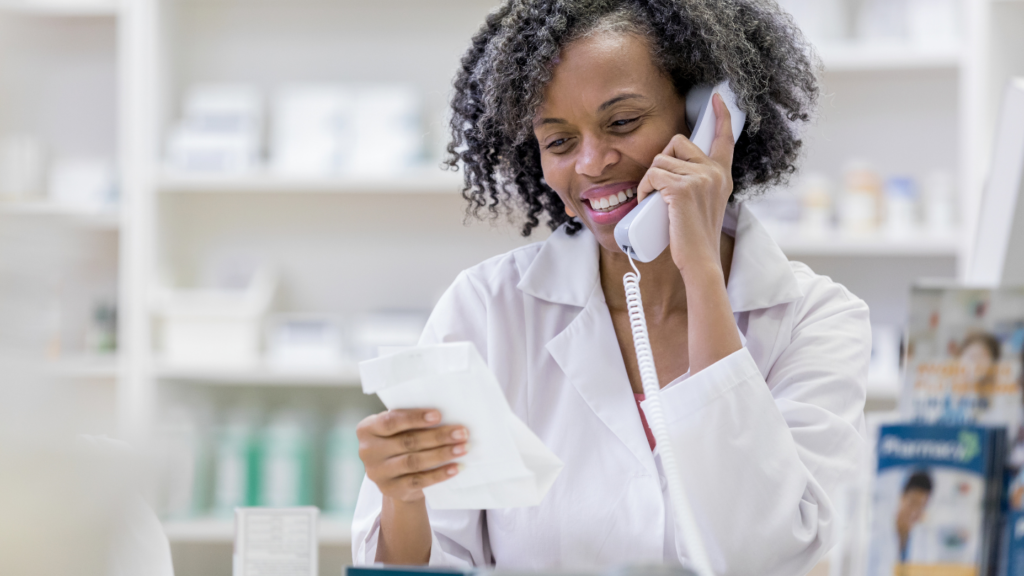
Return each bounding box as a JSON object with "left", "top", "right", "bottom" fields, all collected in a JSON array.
[{"left": 896, "top": 470, "right": 933, "bottom": 564}]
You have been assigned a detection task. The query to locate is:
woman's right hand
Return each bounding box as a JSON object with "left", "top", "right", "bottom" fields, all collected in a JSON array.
[{"left": 357, "top": 408, "right": 468, "bottom": 502}]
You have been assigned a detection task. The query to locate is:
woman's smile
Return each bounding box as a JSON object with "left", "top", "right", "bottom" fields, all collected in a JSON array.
[{"left": 580, "top": 182, "right": 639, "bottom": 225}]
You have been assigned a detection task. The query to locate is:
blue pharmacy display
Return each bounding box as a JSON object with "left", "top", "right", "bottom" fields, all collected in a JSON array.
[{"left": 868, "top": 425, "right": 1007, "bottom": 576}]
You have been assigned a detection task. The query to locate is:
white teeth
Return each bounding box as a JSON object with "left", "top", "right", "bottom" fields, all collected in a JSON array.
[{"left": 589, "top": 188, "right": 638, "bottom": 212}]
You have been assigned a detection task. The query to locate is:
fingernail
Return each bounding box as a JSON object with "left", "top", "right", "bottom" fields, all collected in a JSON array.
[
  {"left": 451, "top": 428, "right": 467, "bottom": 441},
  {"left": 447, "top": 466, "right": 459, "bottom": 476},
  {"left": 424, "top": 411, "right": 440, "bottom": 423},
  {"left": 452, "top": 444, "right": 467, "bottom": 456}
]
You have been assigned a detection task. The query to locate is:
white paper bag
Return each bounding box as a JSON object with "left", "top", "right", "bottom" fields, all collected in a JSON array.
[{"left": 359, "top": 342, "right": 563, "bottom": 510}]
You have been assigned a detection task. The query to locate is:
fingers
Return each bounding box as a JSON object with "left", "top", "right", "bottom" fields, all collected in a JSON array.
[
  {"left": 708, "top": 93, "right": 736, "bottom": 168},
  {"left": 382, "top": 442, "right": 468, "bottom": 477},
  {"left": 381, "top": 424, "right": 468, "bottom": 459},
  {"left": 388, "top": 464, "right": 461, "bottom": 502},
  {"left": 641, "top": 167, "right": 722, "bottom": 202},
  {"left": 365, "top": 408, "right": 441, "bottom": 437}
]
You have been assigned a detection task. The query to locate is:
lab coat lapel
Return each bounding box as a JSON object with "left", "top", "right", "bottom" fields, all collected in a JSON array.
[{"left": 527, "top": 227, "right": 659, "bottom": 475}]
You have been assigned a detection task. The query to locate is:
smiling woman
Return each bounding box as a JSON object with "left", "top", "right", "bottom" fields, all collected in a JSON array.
[
  {"left": 446, "top": 0, "right": 820, "bottom": 237},
  {"left": 351, "top": 1, "right": 870, "bottom": 573}
]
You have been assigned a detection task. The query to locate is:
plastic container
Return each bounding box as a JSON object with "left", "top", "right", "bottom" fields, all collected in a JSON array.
[
  {"left": 923, "top": 171, "right": 956, "bottom": 235},
  {"left": 258, "top": 407, "right": 313, "bottom": 507},
  {"left": 153, "top": 267, "right": 275, "bottom": 367},
  {"left": 212, "top": 406, "right": 259, "bottom": 516},
  {"left": 324, "top": 407, "right": 366, "bottom": 518},
  {"left": 840, "top": 161, "right": 882, "bottom": 234},
  {"left": 799, "top": 173, "right": 834, "bottom": 236},
  {"left": 884, "top": 176, "right": 918, "bottom": 237}
]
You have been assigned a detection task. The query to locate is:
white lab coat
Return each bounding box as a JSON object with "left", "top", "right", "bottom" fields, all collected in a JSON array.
[{"left": 352, "top": 202, "right": 870, "bottom": 575}]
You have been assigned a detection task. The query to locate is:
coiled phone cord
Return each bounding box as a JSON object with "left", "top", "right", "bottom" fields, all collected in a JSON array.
[{"left": 623, "top": 256, "right": 715, "bottom": 576}]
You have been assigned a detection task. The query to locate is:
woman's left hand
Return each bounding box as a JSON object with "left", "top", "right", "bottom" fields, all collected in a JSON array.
[{"left": 635, "top": 94, "right": 736, "bottom": 276}]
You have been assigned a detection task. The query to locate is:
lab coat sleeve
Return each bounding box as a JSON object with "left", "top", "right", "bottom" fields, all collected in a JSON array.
[
  {"left": 653, "top": 275, "right": 869, "bottom": 576},
  {"left": 351, "top": 270, "right": 492, "bottom": 566}
]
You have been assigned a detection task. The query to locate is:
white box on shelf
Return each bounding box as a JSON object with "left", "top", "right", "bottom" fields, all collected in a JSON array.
[
  {"left": 166, "top": 85, "right": 263, "bottom": 175},
  {"left": 181, "top": 85, "right": 263, "bottom": 138},
  {"left": 266, "top": 314, "right": 344, "bottom": 369},
  {"left": 348, "top": 84, "right": 423, "bottom": 173},
  {"left": 270, "top": 85, "right": 354, "bottom": 176},
  {"left": 350, "top": 310, "right": 428, "bottom": 361},
  {"left": 234, "top": 507, "right": 317, "bottom": 576},
  {"left": 47, "top": 157, "right": 116, "bottom": 211},
  {"left": 167, "top": 129, "right": 259, "bottom": 175},
  {"left": 154, "top": 267, "right": 276, "bottom": 367}
]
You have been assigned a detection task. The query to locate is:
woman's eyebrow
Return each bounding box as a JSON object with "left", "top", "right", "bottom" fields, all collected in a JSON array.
[
  {"left": 598, "top": 93, "right": 646, "bottom": 112},
  {"left": 534, "top": 94, "right": 648, "bottom": 127}
]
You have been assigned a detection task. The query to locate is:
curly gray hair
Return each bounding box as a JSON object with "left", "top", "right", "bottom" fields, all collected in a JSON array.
[{"left": 446, "top": 0, "right": 821, "bottom": 236}]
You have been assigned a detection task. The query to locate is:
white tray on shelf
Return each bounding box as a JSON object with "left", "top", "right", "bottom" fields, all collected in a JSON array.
[{"left": 163, "top": 517, "right": 352, "bottom": 545}]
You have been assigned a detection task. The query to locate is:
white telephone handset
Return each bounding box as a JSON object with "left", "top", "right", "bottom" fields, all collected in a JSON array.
[{"left": 613, "top": 81, "right": 747, "bottom": 262}]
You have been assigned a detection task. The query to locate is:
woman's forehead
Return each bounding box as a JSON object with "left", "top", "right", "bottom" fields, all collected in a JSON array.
[{"left": 536, "top": 32, "right": 666, "bottom": 119}]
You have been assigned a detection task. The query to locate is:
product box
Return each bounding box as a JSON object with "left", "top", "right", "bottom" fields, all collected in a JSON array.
[
  {"left": 867, "top": 424, "right": 1006, "bottom": 576},
  {"left": 900, "top": 286, "right": 1024, "bottom": 431},
  {"left": 1000, "top": 510, "right": 1024, "bottom": 576}
]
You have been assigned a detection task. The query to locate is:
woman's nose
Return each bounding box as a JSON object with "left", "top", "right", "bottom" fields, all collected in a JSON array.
[{"left": 574, "top": 136, "right": 618, "bottom": 178}]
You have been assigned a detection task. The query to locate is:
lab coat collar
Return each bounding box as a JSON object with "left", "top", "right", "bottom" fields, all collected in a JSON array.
[
  {"left": 545, "top": 282, "right": 659, "bottom": 475},
  {"left": 516, "top": 202, "right": 803, "bottom": 313}
]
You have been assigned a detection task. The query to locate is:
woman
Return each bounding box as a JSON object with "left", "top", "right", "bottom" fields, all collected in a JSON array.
[{"left": 353, "top": 1, "right": 870, "bottom": 573}]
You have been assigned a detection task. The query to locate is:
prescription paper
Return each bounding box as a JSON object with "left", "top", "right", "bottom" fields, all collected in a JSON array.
[{"left": 359, "top": 342, "right": 563, "bottom": 510}]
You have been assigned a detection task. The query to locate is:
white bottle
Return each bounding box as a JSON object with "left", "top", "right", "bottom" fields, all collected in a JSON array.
[
  {"left": 840, "top": 161, "right": 882, "bottom": 235},
  {"left": 159, "top": 406, "right": 207, "bottom": 519},
  {"left": 324, "top": 407, "right": 366, "bottom": 518},
  {"left": 922, "top": 171, "right": 955, "bottom": 236},
  {"left": 884, "top": 176, "right": 918, "bottom": 238},
  {"left": 213, "top": 406, "right": 257, "bottom": 516},
  {"left": 799, "top": 173, "right": 834, "bottom": 237},
  {"left": 259, "top": 407, "right": 312, "bottom": 507}
]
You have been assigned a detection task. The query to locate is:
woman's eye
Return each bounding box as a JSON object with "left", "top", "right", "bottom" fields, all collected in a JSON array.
[
  {"left": 546, "top": 138, "right": 568, "bottom": 150},
  {"left": 611, "top": 117, "right": 639, "bottom": 128}
]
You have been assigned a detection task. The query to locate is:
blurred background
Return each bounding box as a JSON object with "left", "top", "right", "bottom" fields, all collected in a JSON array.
[{"left": 0, "top": 0, "right": 1021, "bottom": 574}]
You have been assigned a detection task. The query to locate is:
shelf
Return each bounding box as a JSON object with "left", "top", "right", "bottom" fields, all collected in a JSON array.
[
  {"left": 0, "top": 0, "right": 118, "bottom": 16},
  {"left": 163, "top": 518, "right": 352, "bottom": 545},
  {"left": 772, "top": 230, "right": 961, "bottom": 257},
  {"left": 818, "top": 43, "right": 961, "bottom": 72},
  {"left": 866, "top": 377, "right": 900, "bottom": 403},
  {"left": 0, "top": 202, "right": 120, "bottom": 229},
  {"left": 159, "top": 168, "right": 465, "bottom": 195},
  {"left": 155, "top": 362, "right": 362, "bottom": 387},
  {"left": 48, "top": 355, "right": 119, "bottom": 379}
]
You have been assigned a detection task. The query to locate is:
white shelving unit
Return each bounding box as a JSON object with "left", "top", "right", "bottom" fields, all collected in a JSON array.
[
  {"left": 818, "top": 43, "right": 962, "bottom": 71},
  {"left": 0, "top": 202, "right": 121, "bottom": 228},
  {"left": 0, "top": 0, "right": 118, "bottom": 16},
  {"left": 155, "top": 362, "right": 362, "bottom": 387},
  {"left": 0, "top": 1, "right": 123, "bottom": 440},
  {"left": 6, "top": 0, "right": 1021, "bottom": 573},
  {"left": 158, "top": 167, "right": 464, "bottom": 195},
  {"left": 773, "top": 231, "right": 962, "bottom": 257},
  {"left": 163, "top": 518, "right": 352, "bottom": 545}
]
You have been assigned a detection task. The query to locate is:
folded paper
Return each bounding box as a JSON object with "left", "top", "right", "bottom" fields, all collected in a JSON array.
[{"left": 360, "top": 342, "right": 563, "bottom": 510}]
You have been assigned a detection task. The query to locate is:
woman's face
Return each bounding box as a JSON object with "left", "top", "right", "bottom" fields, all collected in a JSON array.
[
  {"left": 961, "top": 341, "right": 996, "bottom": 381},
  {"left": 533, "top": 31, "right": 689, "bottom": 252}
]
